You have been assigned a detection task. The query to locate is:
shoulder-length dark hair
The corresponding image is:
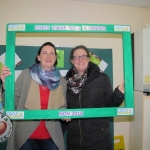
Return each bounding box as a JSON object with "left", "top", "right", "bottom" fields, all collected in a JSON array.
[{"left": 35, "top": 42, "right": 58, "bottom": 66}]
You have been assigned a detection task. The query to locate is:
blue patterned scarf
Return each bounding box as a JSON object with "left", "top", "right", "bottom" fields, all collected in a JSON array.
[{"left": 29, "top": 64, "right": 61, "bottom": 90}]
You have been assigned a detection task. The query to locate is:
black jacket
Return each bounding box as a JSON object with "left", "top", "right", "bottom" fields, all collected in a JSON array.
[{"left": 65, "top": 62, "right": 124, "bottom": 150}]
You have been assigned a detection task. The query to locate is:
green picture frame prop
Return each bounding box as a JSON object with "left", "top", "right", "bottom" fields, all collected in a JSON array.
[{"left": 5, "top": 23, "right": 134, "bottom": 120}]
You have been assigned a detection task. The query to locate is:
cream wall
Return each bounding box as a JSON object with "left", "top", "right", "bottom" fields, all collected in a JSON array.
[{"left": 1, "top": 0, "right": 150, "bottom": 149}]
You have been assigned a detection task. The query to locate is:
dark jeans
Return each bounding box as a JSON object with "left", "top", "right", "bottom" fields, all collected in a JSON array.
[{"left": 20, "top": 138, "right": 58, "bottom": 150}]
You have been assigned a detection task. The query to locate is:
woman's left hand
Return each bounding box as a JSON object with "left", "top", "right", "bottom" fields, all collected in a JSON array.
[{"left": 118, "top": 80, "right": 124, "bottom": 94}]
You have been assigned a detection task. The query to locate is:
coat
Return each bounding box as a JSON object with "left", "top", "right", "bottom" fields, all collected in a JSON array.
[
  {"left": 2, "top": 69, "right": 67, "bottom": 150},
  {"left": 65, "top": 62, "right": 124, "bottom": 150}
]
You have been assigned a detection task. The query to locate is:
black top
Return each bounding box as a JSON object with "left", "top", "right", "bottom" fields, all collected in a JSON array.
[{"left": 65, "top": 62, "right": 124, "bottom": 150}]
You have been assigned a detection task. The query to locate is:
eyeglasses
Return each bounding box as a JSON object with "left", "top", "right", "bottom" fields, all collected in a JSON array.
[{"left": 73, "top": 55, "right": 88, "bottom": 60}]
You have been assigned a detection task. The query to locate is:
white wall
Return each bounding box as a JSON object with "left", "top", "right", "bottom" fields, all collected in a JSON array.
[{"left": 1, "top": 0, "right": 150, "bottom": 149}]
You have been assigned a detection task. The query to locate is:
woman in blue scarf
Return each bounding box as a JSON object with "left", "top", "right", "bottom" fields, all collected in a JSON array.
[{"left": 0, "top": 42, "right": 67, "bottom": 150}]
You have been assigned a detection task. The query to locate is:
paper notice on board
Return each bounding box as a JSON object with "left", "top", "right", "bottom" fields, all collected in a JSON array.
[
  {"left": 89, "top": 51, "right": 108, "bottom": 72},
  {"left": 98, "top": 60, "right": 108, "bottom": 72},
  {"left": 60, "top": 70, "right": 68, "bottom": 77},
  {"left": 0, "top": 53, "right": 22, "bottom": 67},
  {"left": 15, "top": 70, "right": 22, "bottom": 81}
]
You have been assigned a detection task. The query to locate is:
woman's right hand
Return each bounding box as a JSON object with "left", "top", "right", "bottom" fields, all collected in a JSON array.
[
  {"left": 0, "top": 66, "right": 11, "bottom": 84},
  {"left": 118, "top": 80, "right": 124, "bottom": 94}
]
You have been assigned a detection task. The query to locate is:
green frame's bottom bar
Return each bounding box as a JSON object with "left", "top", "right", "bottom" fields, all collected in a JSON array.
[{"left": 5, "top": 108, "right": 134, "bottom": 120}]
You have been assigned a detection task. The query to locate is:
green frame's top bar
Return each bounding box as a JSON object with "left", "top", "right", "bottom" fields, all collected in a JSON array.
[
  {"left": 5, "top": 23, "right": 134, "bottom": 120},
  {"left": 7, "top": 23, "right": 131, "bottom": 33}
]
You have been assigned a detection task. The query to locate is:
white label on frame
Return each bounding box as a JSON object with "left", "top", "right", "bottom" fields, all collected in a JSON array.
[
  {"left": 59, "top": 111, "right": 84, "bottom": 117},
  {"left": 34, "top": 25, "right": 50, "bottom": 30},
  {"left": 82, "top": 25, "right": 106, "bottom": 31},
  {"left": 52, "top": 25, "right": 81, "bottom": 31},
  {"left": 117, "top": 108, "right": 133, "bottom": 115},
  {"left": 114, "top": 25, "right": 130, "bottom": 31},
  {"left": 8, "top": 24, "right": 25, "bottom": 31},
  {"left": 6, "top": 111, "right": 24, "bottom": 119}
]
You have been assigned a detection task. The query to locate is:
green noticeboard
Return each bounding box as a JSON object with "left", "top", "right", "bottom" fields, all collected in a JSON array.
[
  {"left": 0, "top": 45, "right": 114, "bottom": 150},
  {"left": 3, "top": 23, "right": 134, "bottom": 120}
]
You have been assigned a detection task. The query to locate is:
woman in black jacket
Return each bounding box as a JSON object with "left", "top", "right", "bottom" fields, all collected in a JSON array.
[{"left": 65, "top": 45, "right": 124, "bottom": 150}]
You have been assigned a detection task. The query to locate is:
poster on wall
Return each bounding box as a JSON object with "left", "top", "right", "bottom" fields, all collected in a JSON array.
[{"left": 89, "top": 51, "right": 108, "bottom": 72}]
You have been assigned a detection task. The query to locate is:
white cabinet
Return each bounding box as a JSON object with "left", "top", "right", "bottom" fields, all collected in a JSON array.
[
  {"left": 129, "top": 91, "right": 150, "bottom": 150},
  {"left": 134, "top": 28, "right": 150, "bottom": 92}
]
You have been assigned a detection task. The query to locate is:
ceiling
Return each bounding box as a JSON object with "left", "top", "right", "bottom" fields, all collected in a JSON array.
[{"left": 71, "top": 0, "right": 150, "bottom": 9}]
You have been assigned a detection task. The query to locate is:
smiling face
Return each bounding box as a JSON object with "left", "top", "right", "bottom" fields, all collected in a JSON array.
[
  {"left": 71, "top": 48, "right": 89, "bottom": 75},
  {"left": 37, "top": 45, "right": 57, "bottom": 71}
]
